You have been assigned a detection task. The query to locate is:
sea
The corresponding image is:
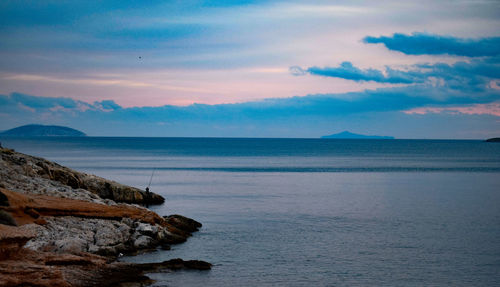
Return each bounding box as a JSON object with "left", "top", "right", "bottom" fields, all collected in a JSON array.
[{"left": 1, "top": 137, "right": 499, "bottom": 286}]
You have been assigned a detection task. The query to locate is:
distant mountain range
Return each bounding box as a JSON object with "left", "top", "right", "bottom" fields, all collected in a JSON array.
[
  {"left": 321, "top": 131, "right": 394, "bottom": 139},
  {"left": 0, "top": 124, "right": 86, "bottom": 137}
]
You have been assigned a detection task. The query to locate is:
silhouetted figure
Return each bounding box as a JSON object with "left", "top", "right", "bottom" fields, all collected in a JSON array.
[{"left": 145, "top": 187, "right": 151, "bottom": 207}]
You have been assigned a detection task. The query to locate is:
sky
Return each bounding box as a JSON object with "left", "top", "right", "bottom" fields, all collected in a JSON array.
[{"left": 0, "top": 0, "right": 499, "bottom": 138}]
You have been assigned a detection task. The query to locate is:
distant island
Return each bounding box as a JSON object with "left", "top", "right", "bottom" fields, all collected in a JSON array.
[
  {"left": 321, "top": 131, "right": 394, "bottom": 139},
  {"left": 485, "top": 138, "right": 500, "bottom": 142},
  {"left": 0, "top": 124, "right": 86, "bottom": 137}
]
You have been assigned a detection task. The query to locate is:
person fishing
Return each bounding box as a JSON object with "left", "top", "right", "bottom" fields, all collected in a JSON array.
[
  {"left": 144, "top": 169, "right": 155, "bottom": 207},
  {"left": 144, "top": 187, "right": 151, "bottom": 207}
]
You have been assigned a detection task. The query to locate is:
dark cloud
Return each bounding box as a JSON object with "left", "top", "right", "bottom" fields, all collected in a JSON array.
[
  {"left": 363, "top": 33, "right": 500, "bottom": 57},
  {"left": 305, "top": 62, "right": 418, "bottom": 84},
  {"left": 295, "top": 55, "right": 499, "bottom": 92},
  {"left": 1, "top": 85, "right": 498, "bottom": 137},
  {"left": 3, "top": 93, "right": 80, "bottom": 109},
  {"left": 2, "top": 81, "right": 498, "bottom": 121}
]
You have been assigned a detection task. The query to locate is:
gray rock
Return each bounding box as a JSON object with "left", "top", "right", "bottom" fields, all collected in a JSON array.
[
  {"left": 135, "top": 222, "right": 158, "bottom": 237},
  {"left": 53, "top": 238, "right": 88, "bottom": 254},
  {"left": 24, "top": 216, "right": 165, "bottom": 256},
  {"left": 133, "top": 235, "right": 155, "bottom": 249}
]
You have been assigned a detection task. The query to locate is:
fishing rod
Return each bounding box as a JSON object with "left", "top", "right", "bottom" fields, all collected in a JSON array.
[{"left": 147, "top": 168, "right": 155, "bottom": 189}]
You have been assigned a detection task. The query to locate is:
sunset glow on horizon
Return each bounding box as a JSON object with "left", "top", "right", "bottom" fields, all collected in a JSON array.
[{"left": 1, "top": 1, "right": 499, "bottom": 138}]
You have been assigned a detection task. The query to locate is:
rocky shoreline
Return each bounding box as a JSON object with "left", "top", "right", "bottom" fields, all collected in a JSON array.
[{"left": 0, "top": 145, "right": 210, "bottom": 286}]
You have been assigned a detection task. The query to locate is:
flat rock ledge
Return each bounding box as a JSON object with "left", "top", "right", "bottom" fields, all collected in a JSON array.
[
  {"left": 0, "top": 233, "right": 212, "bottom": 287},
  {"left": 0, "top": 146, "right": 210, "bottom": 286}
]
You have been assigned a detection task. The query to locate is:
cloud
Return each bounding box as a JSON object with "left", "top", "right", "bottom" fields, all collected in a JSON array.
[
  {"left": 289, "top": 66, "right": 306, "bottom": 76},
  {"left": 403, "top": 103, "right": 500, "bottom": 117},
  {"left": 295, "top": 53, "right": 499, "bottom": 91},
  {"left": 6, "top": 93, "right": 80, "bottom": 109},
  {"left": 305, "top": 62, "right": 418, "bottom": 84},
  {"left": 1, "top": 89, "right": 499, "bottom": 138},
  {"left": 363, "top": 32, "right": 500, "bottom": 57},
  {"left": 0, "top": 93, "right": 122, "bottom": 112},
  {"left": 2, "top": 80, "right": 499, "bottom": 121}
]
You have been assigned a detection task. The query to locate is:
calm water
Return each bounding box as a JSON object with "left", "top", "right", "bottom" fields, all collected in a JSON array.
[{"left": 2, "top": 137, "right": 500, "bottom": 286}]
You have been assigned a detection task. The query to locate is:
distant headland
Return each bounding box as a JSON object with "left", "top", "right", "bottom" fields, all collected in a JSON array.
[
  {"left": 321, "top": 131, "right": 394, "bottom": 139},
  {"left": 0, "top": 124, "right": 86, "bottom": 137},
  {"left": 485, "top": 138, "right": 500, "bottom": 142}
]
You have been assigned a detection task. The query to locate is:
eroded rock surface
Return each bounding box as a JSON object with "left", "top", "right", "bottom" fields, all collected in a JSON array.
[
  {"left": 0, "top": 147, "right": 164, "bottom": 204},
  {"left": 0, "top": 188, "right": 200, "bottom": 257},
  {"left": 0, "top": 146, "right": 210, "bottom": 286}
]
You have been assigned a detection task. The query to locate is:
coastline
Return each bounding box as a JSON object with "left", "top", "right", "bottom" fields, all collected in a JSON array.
[{"left": 0, "top": 145, "right": 210, "bottom": 286}]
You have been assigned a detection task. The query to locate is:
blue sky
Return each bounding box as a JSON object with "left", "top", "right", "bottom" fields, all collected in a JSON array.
[{"left": 0, "top": 1, "right": 499, "bottom": 138}]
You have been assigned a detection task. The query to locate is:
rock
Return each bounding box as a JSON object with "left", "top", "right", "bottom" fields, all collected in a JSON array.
[
  {"left": 166, "top": 224, "right": 192, "bottom": 238},
  {"left": 159, "top": 229, "right": 187, "bottom": 245},
  {"left": 34, "top": 217, "right": 47, "bottom": 225},
  {"left": 0, "top": 188, "right": 167, "bottom": 227},
  {"left": 94, "top": 221, "right": 131, "bottom": 247},
  {"left": 0, "top": 224, "right": 34, "bottom": 259},
  {"left": 184, "top": 259, "right": 213, "bottom": 270},
  {"left": 0, "top": 210, "right": 17, "bottom": 226},
  {"left": 165, "top": 214, "right": 202, "bottom": 233},
  {"left": 45, "top": 254, "right": 94, "bottom": 266},
  {"left": 160, "top": 243, "right": 171, "bottom": 250},
  {"left": 133, "top": 235, "right": 155, "bottom": 249},
  {"left": 24, "top": 207, "right": 40, "bottom": 219},
  {"left": 1, "top": 148, "right": 164, "bottom": 205},
  {"left": 53, "top": 238, "right": 88, "bottom": 254},
  {"left": 51, "top": 168, "right": 83, "bottom": 189},
  {"left": 0, "top": 146, "right": 210, "bottom": 286},
  {"left": 139, "top": 258, "right": 212, "bottom": 271},
  {"left": 0, "top": 190, "right": 8, "bottom": 206},
  {"left": 93, "top": 243, "right": 128, "bottom": 256},
  {"left": 135, "top": 222, "right": 158, "bottom": 237}
]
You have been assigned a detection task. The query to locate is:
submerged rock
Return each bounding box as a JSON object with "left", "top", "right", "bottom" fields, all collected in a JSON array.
[{"left": 138, "top": 258, "right": 212, "bottom": 271}]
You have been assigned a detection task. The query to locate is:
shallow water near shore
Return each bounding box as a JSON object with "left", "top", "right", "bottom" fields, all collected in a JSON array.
[{"left": 2, "top": 137, "right": 500, "bottom": 286}]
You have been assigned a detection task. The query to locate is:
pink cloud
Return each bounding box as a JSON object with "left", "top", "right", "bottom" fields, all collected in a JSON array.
[{"left": 403, "top": 103, "right": 500, "bottom": 116}]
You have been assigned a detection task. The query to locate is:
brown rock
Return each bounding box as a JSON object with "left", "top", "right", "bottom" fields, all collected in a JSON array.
[
  {"left": 0, "top": 188, "right": 167, "bottom": 226},
  {"left": 165, "top": 214, "right": 202, "bottom": 233},
  {"left": 34, "top": 217, "right": 48, "bottom": 225},
  {"left": 24, "top": 207, "right": 40, "bottom": 219}
]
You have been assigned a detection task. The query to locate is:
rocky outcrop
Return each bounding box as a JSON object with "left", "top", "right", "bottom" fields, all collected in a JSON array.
[
  {"left": 0, "top": 146, "right": 210, "bottom": 286},
  {"left": 0, "top": 229, "right": 211, "bottom": 287},
  {"left": 0, "top": 188, "right": 201, "bottom": 257},
  {"left": 0, "top": 147, "right": 164, "bottom": 204}
]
